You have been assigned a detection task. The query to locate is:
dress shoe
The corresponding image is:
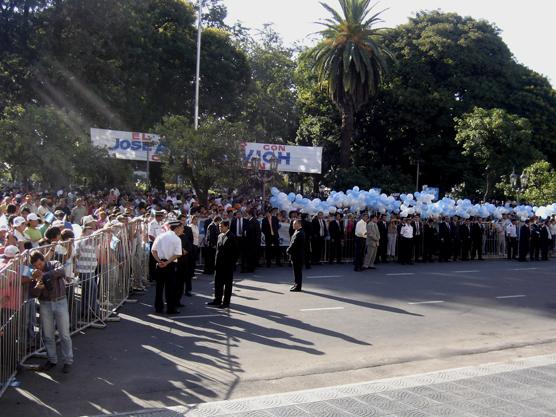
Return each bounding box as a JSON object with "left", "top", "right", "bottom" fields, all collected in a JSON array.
[
  {"left": 206, "top": 301, "right": 220, "bottom": 306},
  {"left": 62, "top": 364, "right": 72, "bottom": 374},
  {"left": 185, "top": 292, "right": 193, "bottom": 297},
  {"left": 177, "top": 303, "right": 185, "bottom": 307},
  {"left": 218, "top": 303, "right": 230, "bottom": 309},
  {"left": 290, "top": 287, "right": 302, "bottom": 292},
  {"left": 167, "top": 309, "right": 181, "bottom": 315},
  {"left": 369, "top": 266, "right": 376, "bottom": 269},
  {"left": 38, "top": 361, "right": 56, "bottom": 372}
]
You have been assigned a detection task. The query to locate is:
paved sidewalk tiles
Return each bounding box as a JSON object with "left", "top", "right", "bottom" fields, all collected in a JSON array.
[{"left": 100, "top": 354, "right": 556, "bottom": 417}]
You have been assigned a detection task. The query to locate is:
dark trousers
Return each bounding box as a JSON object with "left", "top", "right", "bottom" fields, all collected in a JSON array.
[
  {"left": 519, "top": 241, "right": 529, "bottom": 261},
  {"left": 329, "top": 239, "right": 342, "bottom": 263},
  {"left": 354, "top": 237, "right": 365, "bottom": 270},
  {"left": 292, "top": 259, "right": 303, "bottom": 289},
  {"left": 414, "top": 235, "right": 423, "bottom": 260},
  {"left": 176, "top": 258, "right": 192, "bottom": 302},
  {"left": 264, "top": 235, "right": 281, "bottom": 266},
  {"left": 541, "top": 240, "right": 549, "bottom": 260},
  {"left": 399, "top": 237, "right": 413, "bottom": 264},
  {"left": 154, "top": 262, "right": 177, "bottom": 313},
  {"left": 148, "top": 243, "right": 157, "bottom": 281},
  {"left": 214, "top": 267, "right": 233, "bottom": 305},
  {"left": 530, "top": 239, "right": 540, "bottom": 261},
  {"left": 423, "top": 239, "right": 435, "bottom": 262},
  {"left": 470, "top": 239, "right": 483, "bottom": 260},
  {"left": 507, "top": 237, "right": 517, "bottom": 259},
  {"left": 439, "top": 239, "right": 451, "bottom": 261},
  {"left": 452, "top": 239, "right": 460, "bottom": 261},
  {"left": 203, "top": 247, "right": 216, "bottom": 274},
  {"left": 378, "top": 239, "right": 387, "bottom": 263},
  {"left": 311, "top": 237, "right": 324, "bottom": 264},
  {"left": 304, "top": 239, "right": 312, "bottom": 268},
  {"left": 461, "top": 239, "right": 470, "bottom": 260}
]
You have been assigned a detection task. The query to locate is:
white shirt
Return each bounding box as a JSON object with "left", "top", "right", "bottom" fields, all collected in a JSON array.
[
  {"left": 190, "top": 223, "right": 200, "bottom": 246},
  {"left": 400, "top": 224, "right": 413, "bottom": 238},
  {"left": 151, "top": 231, "right": 182, "bottom": 261},
  {"left": 355, "top": 219, "right": 367, "bottom": 238},
  {"left": 148, "top": 220, "right": 162, "bottom": 241},
  {"left": 505, "top": 223, "right": 517, "bottom": 238}
]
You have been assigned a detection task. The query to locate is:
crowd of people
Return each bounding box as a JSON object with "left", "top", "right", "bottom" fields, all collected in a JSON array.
[{"left": 1, "top": 186, "right": 555, "bottom": 377}]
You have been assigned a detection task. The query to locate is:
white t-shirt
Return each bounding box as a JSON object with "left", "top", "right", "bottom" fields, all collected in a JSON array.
[
  {"left": 148, "top": 220, "right": 162, "bottom": 241},
  {"left": 400, "top": 224, "right": 414, "bottom": 238},
  {"left": 151, "top": 231, "right": 182, "bottom": 261},
  {"left": 355, "top": 219, "right": 367, "bottom": 238}
]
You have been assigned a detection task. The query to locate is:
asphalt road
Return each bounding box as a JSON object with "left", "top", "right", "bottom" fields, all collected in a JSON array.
[{"left": 2, "top": 259, "right": 556, "bottom": 417}]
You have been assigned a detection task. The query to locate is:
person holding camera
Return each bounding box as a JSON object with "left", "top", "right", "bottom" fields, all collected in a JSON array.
[{"left": 29, "top": 250, "right": 74, "bottom": 373}]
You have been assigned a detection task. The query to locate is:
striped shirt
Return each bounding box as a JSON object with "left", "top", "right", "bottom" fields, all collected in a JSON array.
[{"left": 75, "top": 239, "right": 98, "bottom": 273}]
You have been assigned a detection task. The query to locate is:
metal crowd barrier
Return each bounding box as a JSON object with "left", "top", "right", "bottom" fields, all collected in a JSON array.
[{"left": 0, "top": 218, "right": 149, "bottom": 398}]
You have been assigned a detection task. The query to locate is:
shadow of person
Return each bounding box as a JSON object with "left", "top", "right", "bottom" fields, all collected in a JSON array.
[
  {"left": 301, "top": 289, "right": 424, "bottom": 317},
  {"left": 229, "top": 303, "right": 372, "bottom": 346}
]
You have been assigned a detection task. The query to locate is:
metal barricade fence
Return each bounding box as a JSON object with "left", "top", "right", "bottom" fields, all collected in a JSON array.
[{"left": 0, "top": 218, "right": 149, "bottom": 398}]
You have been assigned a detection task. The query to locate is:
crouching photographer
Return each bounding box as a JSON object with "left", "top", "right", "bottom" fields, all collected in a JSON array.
[{"left": 29, "top": 251, "right": 74, "bottom": 373}]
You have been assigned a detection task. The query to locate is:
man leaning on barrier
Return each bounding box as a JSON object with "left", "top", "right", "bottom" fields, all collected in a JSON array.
[{"left": 29, "top": 250, "right": 74, "bottom": 373}]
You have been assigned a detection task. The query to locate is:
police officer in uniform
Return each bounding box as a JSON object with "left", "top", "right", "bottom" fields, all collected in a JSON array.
[{"left": 151, "top": 220, "right": 183, "bottom": 314}]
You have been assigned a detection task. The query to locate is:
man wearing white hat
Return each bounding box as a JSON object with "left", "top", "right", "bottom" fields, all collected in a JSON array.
[{"left": 151, "top": 220, "right": 183, "bottom": 314}]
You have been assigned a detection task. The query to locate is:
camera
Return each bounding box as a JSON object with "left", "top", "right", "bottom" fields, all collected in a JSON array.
[{"left": 41, "top": 274, "right": 54, "bottom": 292}]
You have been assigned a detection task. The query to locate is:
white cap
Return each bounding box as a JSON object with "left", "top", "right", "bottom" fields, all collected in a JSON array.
[
  {"left": 82, "top": 215, "right": 96, "bottom": 225},
  {"left": 52, "top": 220, "right": 65, "bottom": 228},
  {"left": 3, "top": 245, "right": 19, "bottom": 258},
  {"left": 0, "top": 224, "right": 8, "bottom": 232},
  {"left": 27, "top": 213, "right": 39, "bottom": 221},
  {"left": 13, "top": 216, "right": 26, "bottom": 227}
]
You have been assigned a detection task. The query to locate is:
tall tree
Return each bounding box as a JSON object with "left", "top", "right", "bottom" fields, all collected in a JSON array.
[
  {"left": 455, "top": 107, "right": 540, "bottom": 200},
  {"left": 156, "top": 115, "right": 246, "bottom": 205},
  {"left": 310, "top": 0, "right": 390, "bottom": 168}
]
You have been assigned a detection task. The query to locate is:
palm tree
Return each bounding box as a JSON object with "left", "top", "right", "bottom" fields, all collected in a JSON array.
[{"left": 311, "top": 0, "right": 390, "bottom": 168}]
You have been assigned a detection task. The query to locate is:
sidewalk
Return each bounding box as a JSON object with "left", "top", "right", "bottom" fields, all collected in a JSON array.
[{"left": 107, "top": 354, "right": 556, "bottom": 417}]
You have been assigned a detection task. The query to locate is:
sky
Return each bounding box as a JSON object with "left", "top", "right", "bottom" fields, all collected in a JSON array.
[{"left": 224, "top": 0, "right": 556, "bottom": 87}]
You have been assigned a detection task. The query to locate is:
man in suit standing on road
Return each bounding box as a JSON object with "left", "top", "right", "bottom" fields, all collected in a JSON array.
[
  {"left": 207, "top": 220, "right": 238, "bottom": 309},
  {"left": 328, "top": 212, "right": 344, "bottom": 264},
  {"left": 287, "top": 219, "right": 305, "bottom": 292}
]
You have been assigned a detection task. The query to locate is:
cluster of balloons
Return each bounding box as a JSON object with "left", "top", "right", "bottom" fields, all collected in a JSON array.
[{"left": 269, "top": 187, "right": 556, "bottom": 221}]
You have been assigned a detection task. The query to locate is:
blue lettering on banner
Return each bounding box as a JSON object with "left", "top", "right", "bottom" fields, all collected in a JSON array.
[
  {"left": 108, "top": 137, "right": 167, "bottom": 157},
  {"left": 243, "top": 149, "right": 291, "bottom": 166}
]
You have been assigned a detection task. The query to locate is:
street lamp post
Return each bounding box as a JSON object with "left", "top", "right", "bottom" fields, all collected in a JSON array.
[
  {"left": 510, "top": 169, "right": 529, "bottom": 204},
  {"left": 194, "top": 0, "right": 203, "bottom": 130},
  {"left": 249, "top": 154, "right": 278, "bottom": 202},
  {"left": 145, "top": 140, "right": 154, "bottom": 188}
]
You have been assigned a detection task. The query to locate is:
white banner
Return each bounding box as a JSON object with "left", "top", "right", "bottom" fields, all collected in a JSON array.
[
  {"left": 242, "top": 142, "right": 322, "bottom": 174},
  {"left": 90, "top": 128, "right": 166, "bottom": 162}
]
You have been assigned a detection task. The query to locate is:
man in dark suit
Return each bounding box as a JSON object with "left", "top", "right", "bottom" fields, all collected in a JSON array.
[
  {"left": 411, "top": 215, "right": 424, "bottom": 262},
  {"left": 262, "top": 210, "right": 281, "bottom": 267},
  {"left": 311, "top": 211, "right": 328, "bottom": 265},
  {"left": 519, "top": 219, "right": 531, "bottom": 262},
  {"left": 244, "top": 209, "right": 261, "bottom": 272},
  {"left": 207, "top": 220, "right": 238, "bottom": 309},
  {"left": 177, "top": 214, "right": 194, "bottom": 304},
  {"left": 459, "top": 219, "right": 471, "bottom": 261},
  {"left": 470, "top": 218, "right": 484, "bottom": 260},
  {"left": 438, "top": 217, "right": 451, "bottom": 262},
  {"left": 203, "top": 216, "right": 221, "bottom": 274},
  {"left": 287, "top": 219, "right": 305, "bottom": 292},
  {"left": 423, "top": 217, "right": 437, "bottom": 262},
  {"left": 530, "top": 219, "right": 541, "bottom": 261},
  {"left": 301, "top": 213, "right": 312, "bottom": 269},
  {"left": 540, "top": 220, "right": 551, "bottom": 261},
  {"left": 328, "top": 212, "right": 344, "bottom": 264},
  {"left": 230, "top": 211, "right": 247, "bottom": 271},
  {"left": 450, "top": 217, "right": 461, "bottom": 261}
]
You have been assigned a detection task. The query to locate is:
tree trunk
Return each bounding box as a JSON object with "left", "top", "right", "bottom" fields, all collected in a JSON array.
[
  {"left": 483, "top": 172, "right": 491, "bottom": 202},
  {"left": 339, "top": 103, "right": 354, "bottom": 169}
]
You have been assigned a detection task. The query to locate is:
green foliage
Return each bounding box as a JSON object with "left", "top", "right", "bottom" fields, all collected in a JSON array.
[
  {"left": 497, "top": 161, "right": 556, "bottom": 205},
  {"left": 240, "top": 25, "right": 299, "bottom": 142},
  {"left": 156, "top": 115, "right": 247, "bottom": 204},
  {"left": 309, "top": 0, "right": 391, "bottom": 167},
  {"left": 0, "top": 104, "right": 132, "bottom": 188}
]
